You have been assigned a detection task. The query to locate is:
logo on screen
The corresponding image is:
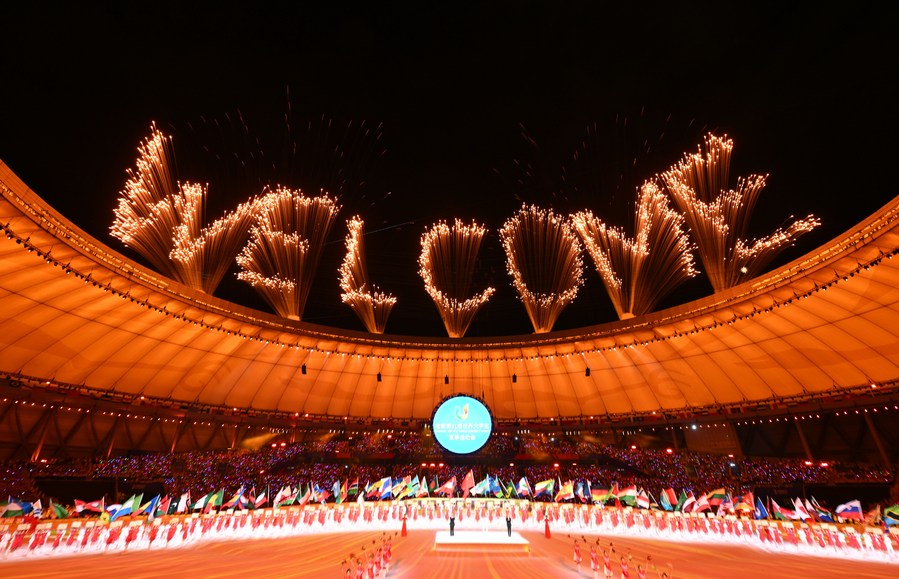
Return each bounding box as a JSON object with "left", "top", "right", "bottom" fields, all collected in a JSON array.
[{"left": 432, "top": 395, "right": 492, "bottom": 454}]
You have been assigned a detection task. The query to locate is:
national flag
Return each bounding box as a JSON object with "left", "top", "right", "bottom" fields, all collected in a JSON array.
[
  {"left": 272, "top": 485, "right": 291, "bottom": 507},
  {"left": 619, "top": 485, "right": 638, "bottom": 507},
  {"left": 191, "top": 492, "right": 211, "bottom": 511},
  {"left": 504, "top": 479, "right": 518, "bottom": 499},
  {"left": 31, "top": 499, "right": 43, "bottom": 518},
  {"left": 176, "top": 492, "right": 190, "bottom": 513},
  {"left": 339, "top": 480, "right": 349, "bottom": 504},
  {"left": 314, "top": 483, "right": 331, "bottom": 503},
  {"left": 297, "top": 485, "right": 312, "bottom": 507},
  {"left": 223, "top": 487, "right": 245, "bottom": 509},
  {"left": 490, "top": 476, "right": 504, "bottom": 498},
  {"left": 367, "top": 477, "right": 389, "bottom": 499},
  {"left": 111, "top": 493, "right": 142, "bottom": 521},
  {"left": 734, "top": 491, "right": 754, "bottom": 512},
  {"left": 204, "top": 489, "right": 224, "bottom": 513},
  {"left": 471, "top": 475, "right": 490, "bottom": 496},
  {"left": 428, "top": 477, "right": 438, "bottom": 495},
  {"left": 461, "top": 470, "right": 476, "bottom": 498},
  {"left": 254, "top": 487, "right": 268, "bottom": 508},
  {"left": 157, "top": 496, "right": 172, "bottom": 517},
  {"left": 693, "top": 493, "right": 710, "bottom": 513},
  {"left": 138, "top": 495, "right": 160, "bottom": 517},
  {"left": 754, "top": 496, "right": 769, "bottom": 520},
  {"left": 534, "top": 479, "right": 554, "bottom": 498},
  {"left": 348, "top": 479, "right": 360, "bottom": 496},
  {"left": 809, "top": 497, "right": 834, "bottom": 523},
  {"left": 705, "top": 488, "right": 727, "bottom": 507},
  {"left": 391, "top": 477, "right": 409, "bottom": 499},
  {"left": 555, "top": 480, "right": 575, "bottom": 502},
  {"left": 591, "top": 486, "right": 609, "bottom": 504},
  {"left": 379, "top": 477, "right": 393, "bottom": 500},
  {"left": 75, "top": 499, "right": 105, "bottom": 513},
  {"left": 416, "top": 477, "right": 430, "bottom": 498},
  {"left": 49, "top": 500, "right": 69, "bottom": 519},
  {"left": 716, "top": 493, "right": 734, "bottom": 517},
  {"left": 575, "top": 481, "right": 588, "bottom": 503},
  {"left": 679, "top": 490, "right": 695, "bottom": 512},
  {"left": 792, "top": 498, "right": 812, "bottom": 521},
  {"left": 884, "top": 504, "right": 899, "bottom": 527},
  {"left": 435, "top": 476, "right": 456, "bottom": 497},
  {"left": 835, "top": 500, "right": 864, "bottom": 522},
  {"left": 660, "top": 488, "right": 677, "bottom": 511},
  {"left": 1, "top": 500, "right": 26, "bottom": 518},
  {"left": 607, "top": 482, "right": 620, "bottom": 502},
  {"left": 636, "top": 489, "right": 650, "bottom": 509},
  {"left": 770, "top": 499, "right": 796, "bottom": 521},
  {"left": 517, "top": 477, "right": 532, "bottom": 497}
]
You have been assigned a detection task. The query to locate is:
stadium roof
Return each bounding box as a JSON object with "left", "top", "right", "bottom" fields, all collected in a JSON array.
[{"left": 3, "top": 160, "right": 899, "bottom": 422}]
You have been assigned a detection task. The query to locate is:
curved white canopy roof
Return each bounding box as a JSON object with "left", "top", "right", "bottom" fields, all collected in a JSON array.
[{"left": 2, "top": 160, "right": 899, "bottom": 421}]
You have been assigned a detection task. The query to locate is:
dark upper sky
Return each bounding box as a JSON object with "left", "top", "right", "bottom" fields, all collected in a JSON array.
[{"left": 2, "top": 3, "right": 896, "bottom": 337}]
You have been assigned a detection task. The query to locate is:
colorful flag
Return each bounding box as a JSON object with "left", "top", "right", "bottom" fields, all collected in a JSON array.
[
  {"left": 204, "top": 489, "right": 224, "bottom": 513},
  {"left": 348, "top": 479, "right": 360, "bottom": 496},
  {"left": 554, "top": 480, "right": 575, "bottom": 502},
  {"left": 157, "top": 496, "right": 172, "bottom": 517},
  {"left": 517, "top": 477, "right": 532, "bottom": 497},
  {"left": 809, "top": 497, "right": 834, "bottom": 523},
  {"left": 75, "top": 499, "right": 105, "bottom": 513},
  {"left": 504, "top": 479, "right": 518, "bottom": 499},
  {"left": 705, "top": 488, "right": 727, "bottom": 507},
  {"left": 223, "top": 487, "right": 244, "bottom": 509},
  {"left": 1, "top": 500, "right": 26, "bottom": 518},
  {"left": 435, "top": 476, "right": 456, "bottom": 497},
  {"left": 636, "top": 489, "right": 650, "bottom": 509},
  {"left": 534, "top": 479, "right": 554, "bottom": 498},
  {"left": 471, "top": 475, "right": 490, "bottom": 496},
  {"left": 49, "top": 500, "right": 69, "bottom": 519},
  {"left": 340, "top": 480, "right": 349, "bottom": 504},
  {"left": 835, "top": 500, "right": 863, "bottom": 522},
  {"left": 792, "top": 498, "right": 812, "bottom": 521},
  {"left": 770, "top": 499, "right": 796, "bottom": 521},
  {"left": 111, "top": 493, "right": 142, "bottom": 521},
  {"left": 734, "top": 491, "right": 754, "bottom": 512},
  {"left": 884, "top": 504, "right": 899, "bottom": 527},
  {"left": 693, "top": 493, "right": 711, "bottom": 513},
  {"left": 754, "top": 496, "right": 769, "bottom": 520},
  {"left": 490, "top": 475, "right": 504, "bottom": 498},
  {"left": 679, "top": 490, "right": 695, "bottom": 512},
  {"left": 31, "top": 499, "right": 43, "bottom": 518},
  {"left": 416, "top": 477, "right": 430, "bottom": 498},
  {"left": 660, "top": 488, "right": 677, "bottom": 511},
  {"left": 591, "top": 486, "right": 608, "bottom": 504},
  {"left": 379, "top": 477, "right": 393, "bottom": 500},
  {"left": 176, "top": 492, "right": 190, "bottom": 513},
  {"left": 461, "top": 470, "right": 476, "bottom": 498},
  {"left": 619, "top": 485, "right": 638, "bottom": 507}
]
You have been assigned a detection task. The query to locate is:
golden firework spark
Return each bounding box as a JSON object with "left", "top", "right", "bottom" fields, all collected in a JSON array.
[
  {"left": 500, "top": 205, "right": 584, "bottom": 333},
  {"left": 236, "top": 187, "right": 340, "bottom": 320},
  {"left": 661, "top": 134, "right": 820, "bottom": 291},
  {"left": 339, "top": 216, "right": 397, "bottom": 333},
  {"left": 110, "top": 123, "right": 257, "bottom": 293},
  {"left": 418, "top": 219, "right": 495, "bottom": 338},
  {"left": 572, "top": 181, "right": 698, "bottom": 319}
]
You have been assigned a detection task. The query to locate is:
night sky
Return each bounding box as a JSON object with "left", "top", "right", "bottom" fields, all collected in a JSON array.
[{"left": 2, "top": 4, "right": 896, "bottom": 337}]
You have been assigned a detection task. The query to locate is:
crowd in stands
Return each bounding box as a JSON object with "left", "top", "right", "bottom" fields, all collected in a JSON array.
[{"left": 2, "top": 432, "right": 894, "bottom": 509}]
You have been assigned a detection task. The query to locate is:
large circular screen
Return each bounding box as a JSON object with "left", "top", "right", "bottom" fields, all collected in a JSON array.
[{"left": 431, "top": 395, "right": 492, "bottom": 454}]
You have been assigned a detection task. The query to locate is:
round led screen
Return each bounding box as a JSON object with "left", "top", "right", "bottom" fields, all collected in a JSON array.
[{"left": 431, "top": 395, "right": 492, "bottom": 454}]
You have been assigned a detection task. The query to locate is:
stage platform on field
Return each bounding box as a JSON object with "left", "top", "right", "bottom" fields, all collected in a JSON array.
[{"left": 433, "top": 531, "right": 530, "bottom": 554}]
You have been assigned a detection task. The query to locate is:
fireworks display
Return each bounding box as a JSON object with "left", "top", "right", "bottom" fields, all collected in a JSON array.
[
  {"left": 500, "top": 205, "right": 584, "bottom": 333},
  {"left": 572, "top": 181, "right": 698, "bottom": 319},
  {"left": 418, "top": 219, "right": 495, "bottom": 338},
  {"left": 236, "top": 187, "right": 340, "bottom": 320},
  {"left": 110, "top": 123, "right": 257, "bottom": 293},
  {"left": 338, "top": 216, "right": 397, "bottom": 333},
  {"left": 662, "top": 134, "right": 820, "bottom": 291}
]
